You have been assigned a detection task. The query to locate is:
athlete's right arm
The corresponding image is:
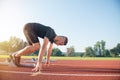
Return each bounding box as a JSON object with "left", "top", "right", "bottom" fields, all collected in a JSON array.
[
  {"left": 32, "top": 37, "right": 49, "bottom": 72},
  {"left": 38, "top": 37, "right": 49, "bottom": 63}
]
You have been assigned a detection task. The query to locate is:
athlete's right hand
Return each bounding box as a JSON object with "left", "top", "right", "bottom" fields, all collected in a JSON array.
[{"left": 32, "top": 62, "right": 42, "bottom": 72}]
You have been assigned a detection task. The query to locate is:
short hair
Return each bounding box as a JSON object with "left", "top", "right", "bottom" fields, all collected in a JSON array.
[{"left": 64, "top": 36, "right": 68, "bottom": 45}]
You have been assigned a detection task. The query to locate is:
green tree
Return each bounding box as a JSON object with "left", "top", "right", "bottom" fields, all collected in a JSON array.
[
  {"left": 67, "top": 46, "right": 75, "bottom": 56},
  {"left": 0, "top": 36, "right": 26, "bottom": 54},
  {"left": 110, "top": 48, "right": 118, "bottom": 57},
  {"left": 8, "top": 36, "right": 26, "bottom": 53},
  {"left": 110, "top": 43, "right": 120, "bottom": 57},
  {"left": 100, "top": 40, "right": 106, "bottom": 56},
  {"left": 104, "top": 49, "right": 111, "bottom": 57},
  {"left": 0, "top": 41, "right": 9, "bottom": 52},
  {"left": 116, "top": 43, "right": 120, "bottom": 55},
  {"left": 84, "top": 47, "right": 95, "bottom": 57},
  {"left": 94, "top": 40, "right": 106, "bottom": 57},
  {"left": 52, "top": 48, "right": 64, "bottom": 56},
  {"left": 94, "top": 41, "right": 101, "bottom": 56}
]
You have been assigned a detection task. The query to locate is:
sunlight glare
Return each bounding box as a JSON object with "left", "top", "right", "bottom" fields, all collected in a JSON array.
[{"left": 0, "top": 0, "right": 24, "bottom": 41}]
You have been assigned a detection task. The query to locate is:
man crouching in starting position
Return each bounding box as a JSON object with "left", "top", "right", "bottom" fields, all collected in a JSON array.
[{"left": 10, "top": 23, "right": 68, "bottom": 72}]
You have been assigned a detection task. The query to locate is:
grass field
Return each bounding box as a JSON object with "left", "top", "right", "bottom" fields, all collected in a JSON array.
[{"left": 0, "top": 55, "right": 120, "bottom": 60}]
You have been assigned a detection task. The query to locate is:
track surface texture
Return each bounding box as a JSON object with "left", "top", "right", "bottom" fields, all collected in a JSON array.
[{"left": 0, "top": 59, "right": 120, "bottom": 80}]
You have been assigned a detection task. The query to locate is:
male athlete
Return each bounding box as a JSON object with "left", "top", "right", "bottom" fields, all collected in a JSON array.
[{"left": 10, "top": 23, "right": 68, "bottom": 72}]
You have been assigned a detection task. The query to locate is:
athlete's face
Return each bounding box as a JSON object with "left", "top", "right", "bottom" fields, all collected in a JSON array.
[{"left": 55, "top": 39, "right": 64, "bottom": 46}]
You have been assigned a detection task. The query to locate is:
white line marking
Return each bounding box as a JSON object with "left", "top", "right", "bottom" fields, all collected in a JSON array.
[
  {"left": 51, "top": 64, "right": 120, "bottom": 67},
  {"left": 0, "top": 70, "right": 120, "bottom": 77}
]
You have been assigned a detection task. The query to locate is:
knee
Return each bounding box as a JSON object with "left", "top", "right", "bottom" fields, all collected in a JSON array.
[
  {"left": 25, "top": 43, "right": 40, "bottom": 53},
  {"left": 32, "top": 43, "right": 40, "bottom": 51}
]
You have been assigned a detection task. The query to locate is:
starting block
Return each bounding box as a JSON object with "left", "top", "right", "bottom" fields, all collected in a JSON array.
[
  {"left": 0, "top": 57, "right": 56, "bottom": 67},
  {"left": 23, "top": 58, "right": 56, "bottom": 63},
  {"left": 0, "top": 58, "right": 35, "bottom": 67}
]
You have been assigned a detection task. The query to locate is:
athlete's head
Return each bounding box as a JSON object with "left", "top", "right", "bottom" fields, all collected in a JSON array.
[{"left": 54, "top": 36, "right": 68, "bottom": 46}]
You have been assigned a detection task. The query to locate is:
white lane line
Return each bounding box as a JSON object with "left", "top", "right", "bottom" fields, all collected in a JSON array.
[
  {"left": 51, "top": 64, "right": 120, "bottom": 67},
  {"left": 0, "top": 70, "right": 120, "bottom": 77}
]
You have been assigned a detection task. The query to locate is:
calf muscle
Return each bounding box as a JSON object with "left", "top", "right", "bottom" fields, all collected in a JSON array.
[{"left": 15, "top": 43, "right": 40, "bottom": 57}]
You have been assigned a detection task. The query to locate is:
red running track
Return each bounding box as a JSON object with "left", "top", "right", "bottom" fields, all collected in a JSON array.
[{"left": 0, "top": 59, "right": 120, "bottom": 80}]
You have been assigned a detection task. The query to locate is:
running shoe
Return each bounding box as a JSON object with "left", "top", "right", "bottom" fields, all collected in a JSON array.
[{"left": 10, "top": 54, "right": 21, "bottom": 66}]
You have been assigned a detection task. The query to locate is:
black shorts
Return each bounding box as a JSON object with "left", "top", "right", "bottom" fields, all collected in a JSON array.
[{"left": 23, "top": 23, "right": 39, "bottom": 45}]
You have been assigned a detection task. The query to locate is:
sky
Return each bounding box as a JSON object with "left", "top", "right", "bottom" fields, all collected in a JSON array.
[{"left": 0, "top": 0, "right": 120, "bottom": 52}]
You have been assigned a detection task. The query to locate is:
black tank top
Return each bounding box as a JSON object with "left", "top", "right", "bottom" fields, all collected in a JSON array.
[{"left": 29, "top": 23, "right": 57, "bottom": 43}]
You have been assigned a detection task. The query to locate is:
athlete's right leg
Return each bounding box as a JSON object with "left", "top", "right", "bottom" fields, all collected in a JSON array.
[
  {"left": 10, "top": 23, "right": 40, "bottom": 66},
  {"left": 15, "top": 43, "right": 40, "bottom": 57},
  {"left": 10, "top": 43, "right": 40, "bottom": 66}
]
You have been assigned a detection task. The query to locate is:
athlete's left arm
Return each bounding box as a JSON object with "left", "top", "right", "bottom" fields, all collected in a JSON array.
[{"left": 46, "top": 43, "right": 53, "bottom": 64}]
